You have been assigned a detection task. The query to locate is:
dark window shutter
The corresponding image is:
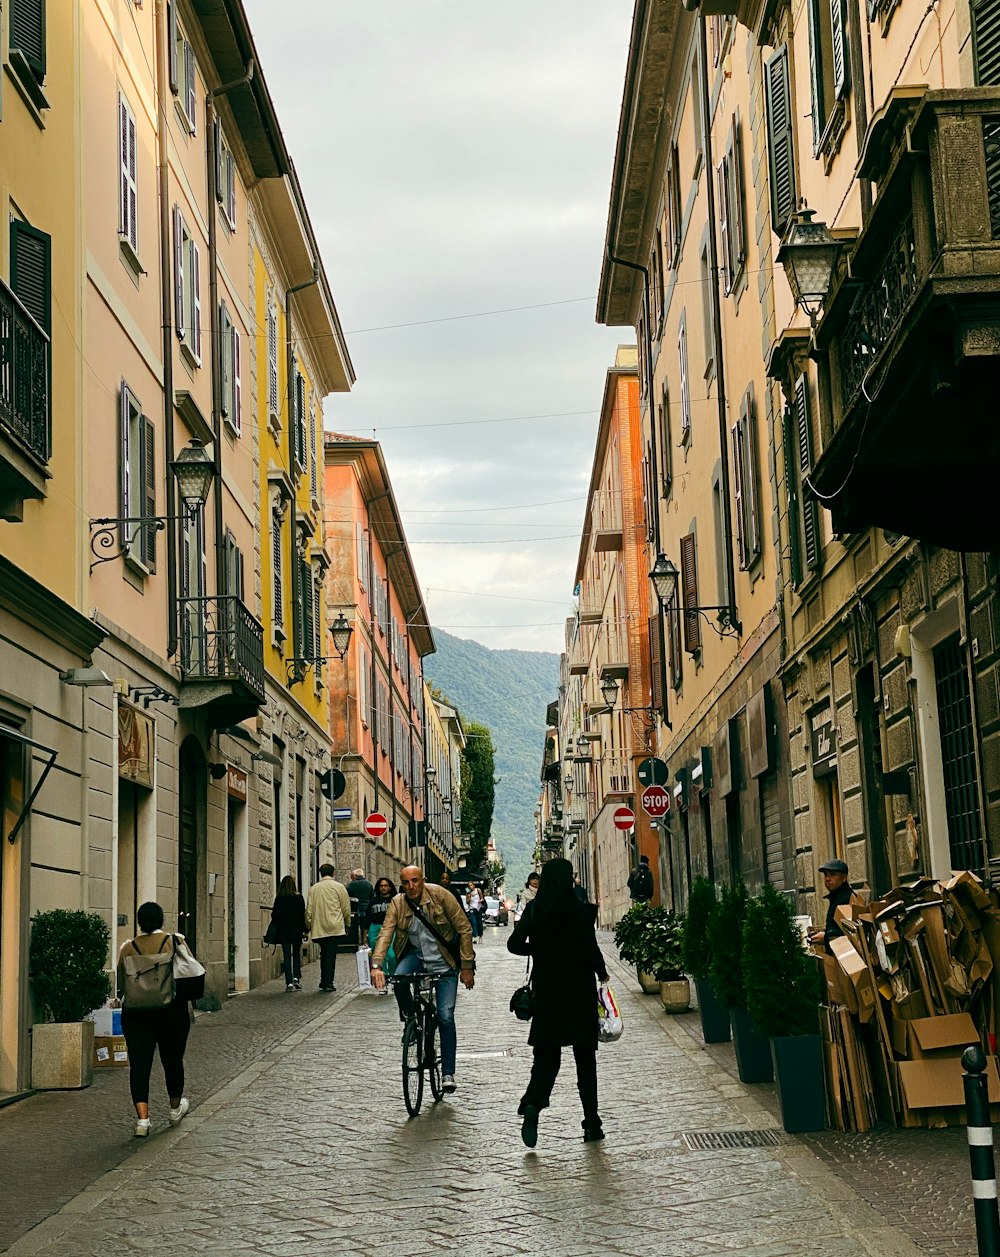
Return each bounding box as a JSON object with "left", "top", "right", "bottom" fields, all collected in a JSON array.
[
  {"left": 167, "top": 2, "right": 178, "bottom": 94},
  {"left": 808, "top": 0, "right": 824, "bottom": 150},
  {"left": 731, "top": 120, "right": 746, "bottom": 273},
  {"left": 831, "top": 0, "right": 849, "bottom": 99},
  {"left": 10, "top": 219, "right": 51, "bottom": 335},
  {"left": 11, "top": 0, "right": 46, "bottom": 80},
  {"left": 973, "top": 0, "right": 1000, "bottom": 83},
  {"left": 173, "top": 208, "right": 185, "bottom": 339},
  {"left": 717, "top": 158, "right": 731, "bottom": 292},
  {"left": 731, "top": 418, "right": 746, "bottom": 569},
  {"left": 648, "top": 613, "right": 665, "bottom": 713},
  {"left": 301, "top": 558, "right": 313, "bottom": 661},
  {"left": 668, "top": 593, "right": 683, "bottom": 689},
  {"left": 272, "top": 515, "right": 283, "bottom": 627},
  {"left": 660, "top": 380, "right": 673, "bottom": 494},
  {"left": 119, "top": 382, "right": 131, "bottom": 524},
  {"left": 744, "top": 392, "right": 761, "bottom": 562},
  {"left": 764, "top": 45, "right": 796, "bottom": 235},
  {"left": 141, "top": 416, "right": 157, "bottom": 571},
  {"left": 680, "top": 532, "right": 701, "bottom": 653},
  {"left": 794, "top": 375, "right": 821, "bottom": 573}
]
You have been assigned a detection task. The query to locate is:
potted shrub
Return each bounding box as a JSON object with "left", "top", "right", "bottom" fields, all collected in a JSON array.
[
  {"left": 30, "top": 909, "right": 111, "bottom": 1089},
  {"left": 646, "top": 909, "right": 689, "bottom": 1012},
  {"left": 707, "top": 881, "right": 773, "bottom": 1083},
  {"left": 684, "top": 877, "right": 730, "bottom": 1043},
  {"left": 612, "top": 903, "right": 660, "bottom": 993},
  {"left": 744, "top": 882, "right": 826, "bottom": 1132}
]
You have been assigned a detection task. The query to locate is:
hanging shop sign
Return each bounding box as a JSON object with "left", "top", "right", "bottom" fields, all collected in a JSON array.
[
  {"left": 810, "top": 702, "right": 838, "bottom": 778},
  {"left": 227, "top": 765, "right": 248, "bottom": 802},
  {"left": 118, "top": 702, "right": 153, "bottom": 788}
]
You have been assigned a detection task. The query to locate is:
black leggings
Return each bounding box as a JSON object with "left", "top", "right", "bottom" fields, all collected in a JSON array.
[
  {"left": 521, "top": 1041, "right": 599, "bottom": 1123},
  {"left": 121, "top": 1001, "right": 191, "bottom": 1104}
]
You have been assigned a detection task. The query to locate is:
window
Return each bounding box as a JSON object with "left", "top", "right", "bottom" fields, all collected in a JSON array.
[
  {"left": 298, "top": 555, "right": 313, "bottom": 664},
  {"left": 650, "top": 227, "right": 664, "bottom": 328},
  {"left": 215, "top": 123, "right": 236, "bottom": 230},
  {"left": 219, "top": 303, "right": 241, "bottom": 434},
  {"left": 271, "top": 509, "right": 284, "bottom": 630},
  {"left": 119, "top": 383, "right": 156, "bottom": 571},
  {"left": 293, "top": 371, "right": 306, "bottom": 470},
  {"left": 665, "top": 142, "right": 682, "bottom": 267},
  {"left": 808, "top": 0, "right": 849, "bottom": 152},
  {"left": 678, "top": 312, "right": 691, "bottom": 439},
  {"left": 732, "top": 385, "right": 762, "bottom": 569},
  {"left": 648, "top": 612, "right": 666, "bottom": 713},
  {"left": 680, "top": 531, "right": 701, "bottom": 654},
  {"left": 640, "top": 444, "right": 654, "bottom": 544},
  {"left": 10, "top": 218, "right": 51, "bottom": 334},
  {"left": 172, "top": 208, "right": 201, "bottom": 364},
  {"left": 667, "top": 593, "right": 683, "bottom": 689},
  {"left": 636, "top": 310, "right": 647, "bottom": 399},
  {"left": 169, "top": 8, "right": 197, "bottom": 135},
  {"left": 973, "top": 0, "right": 1000, "bottom": 82},
  {"left": 659, "top": 379, "right": 673, "bottom": 497},
  {"left": 700, "top": 243, "right": 714, "bottom": 373},
  {"left": 359, "top": 643, "right": 371, "bottom": 727},
  {"left": 785, "top": 375, "right": 821, "bottom": 583},
  {"left": 718, "top": 118, "right": 746, "bottom": 294},
  {"left": 356, "top": 521, "right": 368, "bottom": 591},
  {"left": 308, "top": 403, "right": 318, "bottom": 501},
  {"left": 9, "top": 0, "right": 47, "bottom": 108},
  {"left": 118, "top": 93, "right": 139, "bottom": 260},
  {"left": 267, "top": 305, "right": 279, "bottom": 422},
  {"left": 224, "top": 530, "right": 245, "bottom": 602},
  {"left": 764, "top": 45, "right": 796, "bottom": 236}
]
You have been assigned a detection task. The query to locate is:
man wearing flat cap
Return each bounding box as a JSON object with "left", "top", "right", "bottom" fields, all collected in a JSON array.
[{"left": 809, "top": 858, "right": 852, "bottom": 954}]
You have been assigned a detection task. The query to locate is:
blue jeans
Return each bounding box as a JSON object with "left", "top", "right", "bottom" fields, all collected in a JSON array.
[{"left": 393, "top": 951, "right": 459, "bottom": 1076}]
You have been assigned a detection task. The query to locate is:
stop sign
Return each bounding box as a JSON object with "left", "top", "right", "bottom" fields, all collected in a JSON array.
[
  {"left": 364, "top": 811, "right": 388, "bottom": 839},
  {"left": 641, "top": 784, "right": 671, "bottom": 819},
  {"left": 613, "top": 805, "right": 635, "bottom": 831}
]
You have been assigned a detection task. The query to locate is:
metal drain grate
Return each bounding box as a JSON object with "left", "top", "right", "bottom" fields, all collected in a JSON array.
[{"left": 682, "top": 1129, "right": 784, "bottom": 1151}]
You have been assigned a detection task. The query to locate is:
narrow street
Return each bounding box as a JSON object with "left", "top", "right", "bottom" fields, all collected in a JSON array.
[{"left": 2, "top": 933, "right": 936, "bottom": 1257}]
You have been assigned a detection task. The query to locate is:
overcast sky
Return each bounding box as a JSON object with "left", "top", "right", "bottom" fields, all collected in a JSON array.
[{"left": 244, "top": 1, "right": 634, "bottom": 653}]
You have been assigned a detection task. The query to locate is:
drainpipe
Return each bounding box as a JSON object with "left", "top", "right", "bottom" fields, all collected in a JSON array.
[
  {"left": 154, "top": 0, "right": 178, "bottom": 656},
  {"left": 697, "top": 17, "right": 740, "bottom": 636},
  {"left": 366, "top": 522, "right": 379, "bottom": 816},
  {"left": 286, "top": 267, "right": 320, "bottom": 674}
]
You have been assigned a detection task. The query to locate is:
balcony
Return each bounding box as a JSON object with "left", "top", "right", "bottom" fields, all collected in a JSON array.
[
  {"left": 603, "top": 755, "right": 633, "bottom": 796},
  {"left": 178, "top": 595, "right": 265, "bottom": 726},
  {"left": 589, "top": 489, "right": 622, "bottom": 552},
  {"left": 812, "top": 88, "right": 1000, "bottom": 549},
  {"left": 0, "top": 278, "right": 50, "bottom": 520}
]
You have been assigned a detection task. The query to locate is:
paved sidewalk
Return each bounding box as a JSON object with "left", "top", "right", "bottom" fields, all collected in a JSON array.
[{"left": 3, "top": 932, "right": 933, "bottom": 1257}]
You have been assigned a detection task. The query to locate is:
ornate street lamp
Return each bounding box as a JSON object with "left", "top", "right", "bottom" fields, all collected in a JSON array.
[
  {"left": 776, "top": 209, "right": 842, "bottom": 326},
  {"left": 648, "top": 553, "right": 679, "bottom": 607},
  {"left": 328, "top": 612, "right": 353, "bottom": 660}
]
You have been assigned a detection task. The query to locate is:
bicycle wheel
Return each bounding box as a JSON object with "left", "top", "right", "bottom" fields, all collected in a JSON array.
[
  {"left": 426, "top": 1015, "right": 443, "bottom": 1101},
  {"left": 402, "top": 1017, "right": 424, "bottom": 1116}
]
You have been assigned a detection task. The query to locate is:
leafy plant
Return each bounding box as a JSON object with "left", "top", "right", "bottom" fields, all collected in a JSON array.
[
  {"left": 30, "top": 909, "right": 111, "bottom": 1023},
  {"left": 613, "top": 902, "right": 657, "bottom": 972},
  {"left": 743, "top": 882, "right": 823, "bottom": 1038},
  {"left": 460, "top": 719, "right": 496, "bottom": 870},
  {"left": 684, "top": 876, "right": 716, "bottom": 981},
  {"left": 614, "top": 902, "right": 686, "bottom": 979},
  {"left": 707, "top": 880, "right": 749, "bottom": 1009}
]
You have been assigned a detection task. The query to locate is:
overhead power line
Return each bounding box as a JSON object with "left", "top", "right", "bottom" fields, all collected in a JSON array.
[{"left": 345, "top": 296, "right": 595, "bottom": 335}]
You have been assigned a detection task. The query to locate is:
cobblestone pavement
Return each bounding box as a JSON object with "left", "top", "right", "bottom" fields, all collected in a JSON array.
[{"left": 2, "top": 932, "right": 937, "bottom": 1257}]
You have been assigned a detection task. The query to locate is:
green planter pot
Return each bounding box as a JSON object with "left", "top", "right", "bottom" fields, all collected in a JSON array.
[
  {"left": 771, "top": 1033, "right": 826, "bottom": 1133},
  {"left": 729, "top": 1005, "right": 773, "bottom": 1084},
  {"left": 695, "top": 978, "right": 731, "bottom": 1044}
]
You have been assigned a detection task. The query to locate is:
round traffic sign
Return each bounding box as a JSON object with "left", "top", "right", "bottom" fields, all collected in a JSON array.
[
  {"left": 364, "top": 811, "right": 388, "bottom": 839},
  {"left": 613, "top": 805, "right": 635, "bottom": 831},
  {"left": 641, "top": 784, "right": 671, "bottom": 819},
  {"left": 637, "top": 756, "right": 668, "bottom": 787}
]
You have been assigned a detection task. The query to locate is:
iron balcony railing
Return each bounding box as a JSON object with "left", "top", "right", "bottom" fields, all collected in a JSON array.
[
  {"left": 179, "top": 595, "right": 265, "bottom": 700},
  {"left": 0, "top": 277, "right": 49, "bottom": 464}
]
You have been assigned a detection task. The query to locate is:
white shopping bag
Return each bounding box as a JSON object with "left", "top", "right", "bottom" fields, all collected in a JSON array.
[
  {"left": 356, "top": 944, "right": 374, "bottom": 991},
  {"left": 597, "top": 982, "right": 624, "bottom": 1042}
]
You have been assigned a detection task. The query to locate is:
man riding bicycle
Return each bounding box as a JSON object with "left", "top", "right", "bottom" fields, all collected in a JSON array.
[{"left": 371, "top": 865, "right": 475, "bottom": 1093}]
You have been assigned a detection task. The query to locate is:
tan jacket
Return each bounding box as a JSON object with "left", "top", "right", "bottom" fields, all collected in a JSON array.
[
  {"left": 305, "top": 876, "right": 352, "bottom": 939},
  {"left": 372, "top": 883, "right": 475, "bottom": 971}
]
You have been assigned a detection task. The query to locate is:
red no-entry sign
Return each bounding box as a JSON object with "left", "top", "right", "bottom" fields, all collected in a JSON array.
[
  {"left": 613, "top": 805, "right": 635, "bottom": 831},
  {"left": 364, "top": 812, "right": 388, "bottom": 839},
  {"left": 641, "top": 784, "right": 671, "bottom": 819}
]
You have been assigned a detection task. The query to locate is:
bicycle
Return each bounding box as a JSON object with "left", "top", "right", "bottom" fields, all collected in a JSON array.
[{"left": 388, "top": 973, "right": 443, "bottom": 1116}]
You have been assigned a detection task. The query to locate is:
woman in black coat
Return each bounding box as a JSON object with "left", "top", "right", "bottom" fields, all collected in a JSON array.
[
  {"left": 507, "top": 858, "right": 609, "bottom": 1146},
  {"left": 270, "top": 875, "right": 307, "bottom": 991}
]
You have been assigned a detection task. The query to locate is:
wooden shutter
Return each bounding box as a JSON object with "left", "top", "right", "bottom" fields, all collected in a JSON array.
[
  {"left": 11, "top": 0, "right": 45, "bottom": 80},
  {"left": 219, "top": 304, "right": 231, "bottom": 418},
  {"left": 731, "top": 417, "right": 746, "bottom": 569},
  {"left": 678, "top": 314, "right": 690, "bottom": 435},
  {"left": 119, "top": 94, "right": 138, "bottom": 252},
  {"left": 119, "top": 383, "right": 131, "bottom": 523},
  {"left": 680, "top": 532, "right": 701, "bottom": 653},
  {"left": 173, "top": 208, "right": 185, "bottom": 339},
  {"left": 831, "top": 0, "right": 848, "bottom": 99},
  {"left": 300, "top": 557, "right": 313, "bottom": 661},
  {"left": 141, "top": 416, "right": 157, "bottom": 571},
  {"left": 226, "top": 151, "right": 236, "bottom": 226},
  {"left": 214, "top": 120, "right": 224, "bottom": 205},
  {"left": 167, "top": 2, "right": 178, "bottom": 94},
  {"left": 184, "top": 40, "right": 196, "bottom": 132},
  {"left": 192, "top": 241, "right": 201, "bottom": 361},
  {"left": 973, "top": 0, "right": 1000, "bottom": 83},
  {"left": 764, "top": 45, "right": 796, "bottom": 235},
  {"left": 232, "top": 326, "right": 242, "bottom": 433},
  {"left": 10, "top": 219, "right": 51, "bottom": 334},
  {"left": 808, "top": 0, "right": 824, "bottom": 150},
  {"left": 648, "top": 613, "right": 665, "bottom": 713},
  {"left": 267, "top": 307, "right": 278, "bottom": 418},
  {"left": 272, "top": 514, "right": 283, "bottom": 627},
  {"left": 730, "top": 120, "right": 746, "bottom": 275},
  {"left": 668, "top": 593, "right": 683, "bottom": 689},
  {"left": 744, "top": 391, "right": 761, "bottom": 562},
  {"left": 660, "top": 379, "right": 672, "bottom": 494},
  {"left": 295, "top": 372, "right": 306, "bottom": 467},
  {"left": 794, "top": 375, "right": 821, "bottom": 573},
  {"left": 717, "top": 157, "right": 731, "bottom": 293}
]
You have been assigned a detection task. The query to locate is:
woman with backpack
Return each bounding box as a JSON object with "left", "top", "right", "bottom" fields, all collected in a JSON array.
[
  {"left": 269, "top": 874, "right": 307, "bottom": 991},
  {"left": 117, "top": 901, "right": 199, "bottom": 1138}
]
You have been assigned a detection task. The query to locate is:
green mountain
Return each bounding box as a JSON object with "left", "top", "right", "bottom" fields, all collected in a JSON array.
[{"left": 425, "top": 630, "right": 559, "bottom": 891}]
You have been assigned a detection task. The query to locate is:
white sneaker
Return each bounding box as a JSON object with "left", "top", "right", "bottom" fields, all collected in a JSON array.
[
  {"left": 134, "top": 1118, "right": 151, "bottom": 1137},
  {"left": 285, "top": 983, "right": 295, "bottom": 992},
  {"left": 442, "top": 1075, "right": 457, "bottom": 1094},
  {"left": 168, "top": 1097, "right": 190, "bottom": 1125}
]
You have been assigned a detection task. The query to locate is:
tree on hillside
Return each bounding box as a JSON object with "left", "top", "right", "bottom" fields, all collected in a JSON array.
[{"left": 460, "top": 721, "right": 495, "bottom": 870}]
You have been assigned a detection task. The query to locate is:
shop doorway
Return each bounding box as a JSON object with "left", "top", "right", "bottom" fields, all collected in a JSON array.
[
  {"left": 934, "top": 635, "right": 984, "bottom": 873},
  {"left": 178, "top": 738, "right": 205, "bottom": 952}
]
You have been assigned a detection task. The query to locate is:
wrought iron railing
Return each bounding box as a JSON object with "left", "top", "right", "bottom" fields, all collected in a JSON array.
[
  {"left": 0, "top": 278, "right": 49, "bottom": 464},
  {"left": 179, "top": 595, "right": 265, "bottom": 700},
  {"left": 984, "top": 118, "right": 1000, "bottom": 239},
  {"left": 841, "top": 212, "right": 919, "bottom": 409}
]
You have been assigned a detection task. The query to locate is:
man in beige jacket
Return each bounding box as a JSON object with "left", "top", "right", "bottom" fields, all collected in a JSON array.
[{"left": 305, "top": 864, "right": 352, "bottom": 992}]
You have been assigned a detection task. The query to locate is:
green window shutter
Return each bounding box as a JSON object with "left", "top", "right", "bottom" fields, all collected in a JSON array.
[
  {"left": 744, "top": 392, "right": 761, "bottom": 563},
  {"left": 764, "top": 45, "right": 796, "bottom": 236},
  {"left": 973, "top": 0, "right": 1000, "bottom": 83},
  {"left": 680, "top": 531, "right": 701, "bottom": 653},
  {"left": 831, "top": 0, "right": 849, "bottom": 99},
  {"left": 141, "top": 416, "right": 157, "bottom": 571},
  {"left": 11, "top": 219, "right": 51, "bottom": 335},
  {"left": 794, "top": 375, "right": 821, "bottom": 573},
  {"left": 11, "top": 0, "right": 46, "bottom": 81}
]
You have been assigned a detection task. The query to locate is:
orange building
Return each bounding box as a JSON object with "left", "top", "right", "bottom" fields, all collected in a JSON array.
[{"left": 322, "top": 434, "right": 435, "bottom": 882}]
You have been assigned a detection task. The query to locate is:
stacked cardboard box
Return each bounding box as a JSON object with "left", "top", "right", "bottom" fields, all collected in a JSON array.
[{"left": 817, "top": 872, "right": 1000, "bottom": 1128}]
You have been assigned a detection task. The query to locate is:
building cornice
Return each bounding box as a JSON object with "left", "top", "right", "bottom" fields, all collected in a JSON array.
[{"left": 1, "top": 558, "right": 105, "bottom": 659}]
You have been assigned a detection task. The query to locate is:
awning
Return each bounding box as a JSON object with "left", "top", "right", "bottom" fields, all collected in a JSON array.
[{"left": 1, "top": 723, "right": 59, "bottom": 845}]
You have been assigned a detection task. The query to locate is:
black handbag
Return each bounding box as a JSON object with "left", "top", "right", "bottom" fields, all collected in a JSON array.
[
  {"left": 263, "top": 920, "right": 278, "bottom": 948},
  {"left": 510, "top": 959, "right": 533, "bottom": 1021}
]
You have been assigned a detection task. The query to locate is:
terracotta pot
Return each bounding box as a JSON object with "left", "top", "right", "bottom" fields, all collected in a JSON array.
[
  {"left": 637, "top": 969, "right": 660, "bottom": 994},
  {"left": 659, "top": 978, "right": 691, "bottom": 1013}
]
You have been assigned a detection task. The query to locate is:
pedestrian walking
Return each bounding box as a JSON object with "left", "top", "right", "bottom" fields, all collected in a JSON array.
[
  {"left": 439, "top": 869, "right": 466, "bottom": 910},
  {"left": 117, "top": 901, "right": 196, "bottom": 1138},
  {"left": 367, "top": 876, "right": 398, "bottom": 977},
  {"left": 572, "top": 873, "right": 589, "bottom": 906},
  {"left": 468, "top": 883, "right": 484, "bottom": 940},
  {"left": 305, "top": 864, "right": 352, "bottom": 992},
  {"left": 507, "top": 857, "right": 609, "bottom": 1146},
  {"left": 269, "top": 875, "right": 307, "bottom": 991},
  {"left": 626, "top": 854, "right": 654, "bottom": 903}
]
